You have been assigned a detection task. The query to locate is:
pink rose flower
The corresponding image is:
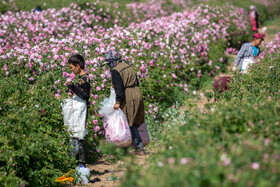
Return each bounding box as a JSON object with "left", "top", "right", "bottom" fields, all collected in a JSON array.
[
  {"left": 3, "top": 64, "right": 8, "bottom": 71},
  {"left": 41, "top": 109, "right": 46, "bottom": 115},
  {"left": 168, "top": 157, "right": 175, "bottom": 164},
  {"left": 28, "top": 77, "right": 34, "bottom": 81},
  {"left": 251, "top": 162, "right": 259, "bottom": 170},
  {"left": 94, "top": 126, "right": 100, "bottom": 132},
  {"left": 180, "top": 158, "right": 188, "bottom": 165}
]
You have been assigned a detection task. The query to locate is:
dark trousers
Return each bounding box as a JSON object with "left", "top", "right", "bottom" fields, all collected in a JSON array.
[
  {"left": 130, "top": 124, "right": 143, "bottom": 148},
  {"left": 69, "top": 107, "right": 88, "bottom": 165},
  {"left": 70, "top": 138, "right": 86, "bottom": 165}
]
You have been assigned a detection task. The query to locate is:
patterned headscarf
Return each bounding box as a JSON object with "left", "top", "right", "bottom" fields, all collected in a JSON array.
[{"left": 103, "top": 49, "right": 122, "bottom": 69}]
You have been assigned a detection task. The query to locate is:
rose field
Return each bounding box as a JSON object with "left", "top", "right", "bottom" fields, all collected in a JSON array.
[{"left": 0, "top": 0, "right": 280, "bottom": 186}]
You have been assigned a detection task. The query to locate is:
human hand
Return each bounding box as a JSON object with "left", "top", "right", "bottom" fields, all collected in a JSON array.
[
  {"left": 232, "top": 66, "right": 237, "bottom": 71},
  {"left": 114, "top": 103, "right": 120, "bottom": 110},
  {"left": 65, "top": 88, "right": 74, "bottom": 94},
  {"left": 66, "top": 81, "right": 74, "bottom": 89}
]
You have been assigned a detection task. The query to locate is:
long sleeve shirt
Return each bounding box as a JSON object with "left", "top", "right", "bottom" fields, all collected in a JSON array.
[
  {"left": 72, "top": 74, "right": 90, "bottom": 104},
  {"left": 111, "top": 70, "right": 125, "bottom": 104},
  {"left": 234, "top": 43, "right": 261, "bottom": 68},
  {"left": 111, "top": 69, "right": 139, "bottom": 104}
]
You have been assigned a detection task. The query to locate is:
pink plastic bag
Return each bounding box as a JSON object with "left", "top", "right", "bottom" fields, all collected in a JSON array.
[
  {"left": 99, "top": 89, "right": 132, "bottom": 147},
  {"left": 102, "top": 109, "right": 132, "bottom": 148},
  {"left": 131, "top": 122, "right": 150, "bottom": 148}
]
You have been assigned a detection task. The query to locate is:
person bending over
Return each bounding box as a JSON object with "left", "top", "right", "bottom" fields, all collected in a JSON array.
[
  {"left": 232, "top": 33, "right": 263, "bottom": 72},
  {"left": 102, "top": 50, "right": 145, "bottom": 151}
]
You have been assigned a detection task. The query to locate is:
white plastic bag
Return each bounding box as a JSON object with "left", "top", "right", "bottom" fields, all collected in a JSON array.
[
  {"left": 61, "top": 95, "right": 88, "bottom": 140},
  {"left": 99, "top": 89, "right": 132, "bottom": 147},
  {"left": 98, "top": 89, "right": 116, "bottom": 118},
  {"left": 242, "top": 58, "right": 254, "bottom": 73},
  {"left": 76, "top": 166, "right": 90, "bottom": 184}
]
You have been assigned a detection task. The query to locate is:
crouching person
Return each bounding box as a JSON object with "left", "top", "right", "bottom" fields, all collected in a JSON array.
[
  {"left": 66, "top": 54, "right": 90, "bottom": 166},
  {"left": 232, "top": 33, "right": 263, "bottom": 73},
  {"left": 212, "top": 76, "right": 231, "bottom": 102},
  {"left": 102, "top": 50, "right": 145, "bottom": 151}
]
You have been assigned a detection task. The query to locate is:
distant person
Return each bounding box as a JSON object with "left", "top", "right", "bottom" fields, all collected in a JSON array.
[
  {"left": 259, "top": 26, "right": 267, "bottom": 37},
  {"left": 249, "top": 5, "right": 259, "bottom": 32},
  {"left": 232, "top": 33, "right": 264, "bottom": 73},
  {"left": 212, "top": 76, "right": 231, "bottom": 102},
  {"left": 35, "top": 6, "right": 42, "bottom": 12}
]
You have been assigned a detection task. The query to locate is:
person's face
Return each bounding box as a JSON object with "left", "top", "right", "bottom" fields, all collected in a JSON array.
[
  {"left": 69, "top": 64, "right": 80, "bottom": 75},
  {"left": 253, "top": 38, "right": 263, "bottom": 47}
]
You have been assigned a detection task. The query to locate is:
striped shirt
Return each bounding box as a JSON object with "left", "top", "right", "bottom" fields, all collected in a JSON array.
[{"left": 234, "top": 43, "right": 261, "bottom": 68}]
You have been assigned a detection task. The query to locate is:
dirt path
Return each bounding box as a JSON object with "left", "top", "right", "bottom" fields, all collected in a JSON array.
[{"left": 82, "top": 148, "right": 154, "bottom": 187}]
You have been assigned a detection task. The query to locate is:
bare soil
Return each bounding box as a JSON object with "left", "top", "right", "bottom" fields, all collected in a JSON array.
[{"left": 73, "top": 148, "right": 155, "bottom": 187}]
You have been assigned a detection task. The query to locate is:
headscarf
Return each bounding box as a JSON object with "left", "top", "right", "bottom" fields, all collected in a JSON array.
[{"left": 103, "top": 50, "right": 123, "bottom": 69}]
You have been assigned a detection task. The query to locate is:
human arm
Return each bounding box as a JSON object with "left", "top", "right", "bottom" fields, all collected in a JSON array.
[
  {"left": 67, "top": 78, "right": 90, "bottom": 101},
  {"left": 111, "top": 70, "right": 125, "bottom": 109},
  {"left": 136, "top": 75, "right": 139, "bottom": 86},
  {"left": 233, "top": 44, "right": 247, "bottom": 68},
  {"left": 257, "top": 48, "right": 261, "bottom": 56}
]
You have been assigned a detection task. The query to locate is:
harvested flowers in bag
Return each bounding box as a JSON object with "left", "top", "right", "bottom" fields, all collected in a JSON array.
[{"left": 99, "top": 89, "right": 132, "bottom": 147}]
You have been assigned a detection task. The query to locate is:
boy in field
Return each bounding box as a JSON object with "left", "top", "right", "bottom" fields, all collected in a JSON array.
[{"left": 66, "top": 54, "right": 90, "bottom": 166}]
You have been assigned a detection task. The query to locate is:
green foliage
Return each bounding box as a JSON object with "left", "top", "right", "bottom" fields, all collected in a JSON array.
[
  {"left": 197, "top": 0, "right": 280, "bottom": 25},
  {"left": 222, "top": 47, "right": 280, "bottom": 102},
  {"left": 0, "top": 71, "right": 77, "bottom": 186},
  {"left": 122, "top": 125, "right": 280, "bottom": 186},
  {"left": 205, "top": 91, "right": 214, "bottom": 101},
  {"left": 121, "top": 35, "right": 280, "bottom": 187},
  {"left": 1, "top": 0, "right": 279, "bottom": 185},
  {"left": 264, "top": 16, "right": 280, "bottom": 27},
  {"left": 146, "top": 100, "right": 189, "bottom": 141},
  {"left": 0, "top": 0, "right": 134, "bottom": 13},
  {"left": 99, "top": 141, "right": 127, "bottom": 163}
]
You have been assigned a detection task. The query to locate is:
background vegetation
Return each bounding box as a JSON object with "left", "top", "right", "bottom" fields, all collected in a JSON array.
[
  {"left": 0, "top": 0, "right": 279, "bottom": 186},
  {"left": 121, "top": 32, "right": 280, "bottom": 187}
]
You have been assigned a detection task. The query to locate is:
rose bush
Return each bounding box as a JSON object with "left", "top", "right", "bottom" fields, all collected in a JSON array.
[
  {"left": 221, "top": 32, "right": 280, "bottom": 102},
  {"left": 0, "top": 1, "right": 258, "bottom": 185},
  {"left": 121, "top": 33, "right": 280, "bottom": 187}
]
